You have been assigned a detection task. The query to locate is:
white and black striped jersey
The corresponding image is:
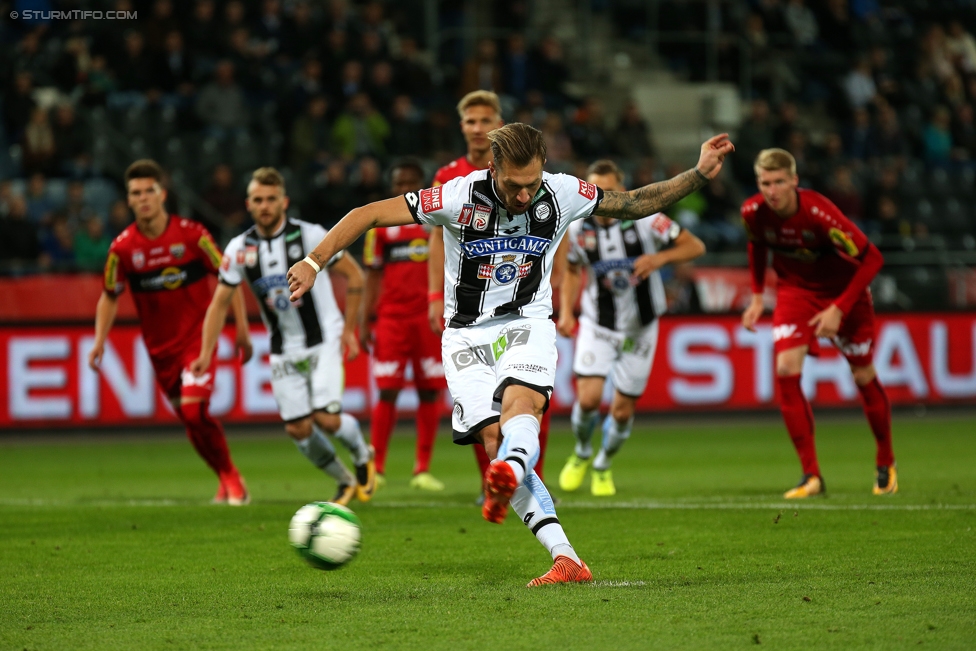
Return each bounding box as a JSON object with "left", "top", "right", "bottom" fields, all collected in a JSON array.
[
  {"left": 404, "top": 170, "right": 603, "bottom": 328},
  {"left": 220, "top": 219, "right": 344, "bottom": 355},
  {"left": 566, "top": 213, "right": 680, "bottom": 332}
]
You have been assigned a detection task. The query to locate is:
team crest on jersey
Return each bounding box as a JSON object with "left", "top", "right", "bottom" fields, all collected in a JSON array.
[
  {"left": 533, "top": 203, "right": 552, "bottom": 222},
  {"left": 244, "top": 245, "right": 258, "bottom": 267},
  {"left": 624, "top": 229, "right": 638, "bottom": 245},
  {"left": 583, "top": 232, "right": 597, "bottom": 251},
  {"left": 829, "top": 228, "right": 859, "bottom": 257},
  {"left": 578, "top": 179, "right": 597, "bottom": 200},
  {"left": 473, "top": 205, "right": 491, "bottom": 231},
  {"left": 478, "top": 254, "right": 532, "bottom": 285},
  {"left": 458, "top": 204, "right": 474, "bottom": 226},
  {"left": 169, "top": 243, "right": 185, "bottom": 259},
  {"left": 132, "top": 250, "right": 145, "bottom": 269},
  {"left": 236, "top": 250, "right": 245, "bottom": 265},
  {"left": 287, "top": 243, "right": 302, "bottom": 260}
]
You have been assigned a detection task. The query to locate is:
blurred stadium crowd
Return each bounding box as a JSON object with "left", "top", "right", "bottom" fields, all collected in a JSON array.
[{"left": 2, "top": 0, "right": 976, "bottom": 294}]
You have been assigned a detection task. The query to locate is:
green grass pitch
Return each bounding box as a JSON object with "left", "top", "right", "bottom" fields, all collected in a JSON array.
[{"left": 2, "top": 414, "right": 974, "bottom": 650}]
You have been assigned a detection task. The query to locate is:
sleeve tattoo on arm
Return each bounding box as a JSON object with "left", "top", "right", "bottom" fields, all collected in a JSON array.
[{"left": 596, "top": 168, "right": 709, "bottom": 220}]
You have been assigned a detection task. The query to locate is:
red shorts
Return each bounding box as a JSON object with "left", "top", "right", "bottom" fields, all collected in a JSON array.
[
  {"left": 153, "top": 340, "right": 216, "bottom": 401},
  {"left": 772, "top": 289, "right": 876, "bottom": 367},
  {"left": 371, "top": 314, "right": 446, "bottom": 391}
]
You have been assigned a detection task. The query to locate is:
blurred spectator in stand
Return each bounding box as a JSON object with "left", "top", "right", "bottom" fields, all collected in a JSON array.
[
  {"left": 868, "top": 103, "right": 908, "bottom": 163},
  {"left": 388, "top": 95, "right": 425, "bottom": 157},
  {"left": 290, "top": 95, "right": 333, "bottom": 173},
  {"left": 116, "top": 31, "right": 155, "bottom": 94},
  {"left": 331, "top": 93, "right": 390, "bottom": 160},
  {"left": 424, "top": 109, "right": 460, "bottom": 160},
  {"left": 824, "top": 165, "right": 864, "bottom": 226},
  {"left": 843, "top": 55, "right": 877, "bottom": 111},
  {"left": 946, "top": 20, "right": 976, "bottom": 75},
  {"left": 865, "top": 165, "right": 901, "bottom": 228},
  {"left": 0, "top": 196, "right": 42, "bottom": 272},
  {"left": 22, "top": 108, "right": 58, "bottom": 176},
  {"left": 53, "top": 104, "right": 91, "bottom": 177},
  {"left": 952, "top": 103, "right": 976, "bottom": 160},
  {"left": 75, "top": 216, "right": 113, "bottom": 271},
  {"left": 918, "top": 24, "right": 954, "bottom": 83},
  {"left": 199, "top": 164, "right": 248, "bottom": 240},
  {"left": 144, "top": 0, "right": 180, "bottom": 54},
  {"left": 52, "top": 37, "right": 89, "bottom": 95},
  {"left": 187, "top": 0, "right": 220, "bottom": 61},
  {"left": 923, "top": 105, "right": 953, "bottom": 166},
  {"left": 4, "top": 72, "right": 37, "bottom": 143},
  {"left": 699, "top": 174, "right": 744, "bottom": 251},
  {"left": 352, "top": 157, "right": 385, "bottom": 205},
  {"left": 305, "top": 159, "right": 355, "bottom": 228},
  {"left": 503, "top": 33, "right": 531, "bottom": 103},
  {"left": 903, "top": 62, "right": 941, "bottom": 117},
  {"left": 0, "top": 181, "right": 14, "bottom": 218},
  {"left": 665, "top": 262, "right": 703, "bottom": 314},
  {"left": 612, "top": 101, "right": 655, "bottom": 158},
  {"left": 633, "top": 159, "right": 662, "bottom": 188},
  {"left": 814, "top": 0, "right": 857, "bottom": 59},
  {"left": 875, "top": 195, "right": 909, "bottom": 241},
  {"left": 221, "top": 1, "right": 249, "bottom": 52},
  {"left": 322, "top": 30, "right": 353, "bottom": 85},
  {"left": 744, "top": 12, "right": 800, "bottom": 106},
  {"left": 541, "top": 112, "right": 573, "bottom": 167},
  {"left": 819, "top": 131, "right": 848, "bottom": 179},
  {"left": 81, "top": 55, "right": 117, "bottom": 108},
  {"left": 870, "top": 46, "right": 900, "bottom": 107},
  {"left": 393, "top": 38, "right": 432, "bottom": 99},
  {"left": 568, "top": 97, "right": 612, "bottom": 159},
  {"left": 224, "top": 27, "right": 264, "bottom": 93},
  {"left": 843, "top": 107, "right": 871, "bottom": 162},
  {"left": 367, "top": 61, "right": 398, "bottom": 116},
  {"left": 460, "top": 38, "right": 503, "bottom": 96},
  {"left": 773, "top": 100, "right": 800, "bottom": 149},
  {"left": 531, "top": 37, "right": 570, "bottom": 107},
  {"left": 40, "top": 215, "right": 76, "bottom": 271},
  {"left": 291, "top": 57, "right": 327, "bottom": 116},
  {"left": 943, "top": 74, "right": 968, "bottom": 110},
  {"left": 360, "top": 0, "right": 396, "bottom": 48},
  {"left": 25, "top": 173, "right": 57, "bottom": 227},
  {"left": 107, "top": 199, "right": 133, "bottom": 238},
  {"left": 254, "top": 0, "right": 285, "bottom": 58},
  {"left": 783, "top": 0, "right": 819, "bottom": 48},
  {"left": 280, "top": 1, "right": 322, "bottom": 62},
  {"left": 733, "top": 99, "right": 776, "bottom": 186},
  {"left": 64, "top": 181, "right": 98, "bottom": 229},
  {"left": 359, "top": 32, "right": 389, "bottom": 70},
  {"left": 195, "top": 60, "right": 249, "bottom": 140},
  {"left": 10, "top": 30, "right": 52, "bottom": 86},
  {"left": 786, "top": 130, "right": 818, "bottom": 184},
  {"left": 335, "top": 60, "right": 365, "bottom": 104},
  {"left": 154, "top": 31, "right": 196, "bottom": 97}
]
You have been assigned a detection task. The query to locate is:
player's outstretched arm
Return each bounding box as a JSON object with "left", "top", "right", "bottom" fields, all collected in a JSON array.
[
  {"left": 594, "top": 134, "right": 734, "bottom": 221},
  {"left": 191, "top": 282, "right": 236, "bottom": 376},
  {"left": 88, "top": 291, "right": 119, "bottom": 370},
  {"left": 427, "top": 226, "right": 446, "bottom": 334},
  {"left": 331, "top": 253, "right": 366, "bottom": 361},
  {"left": 288, "top": 197, "right": 414, "bottom": 302}
]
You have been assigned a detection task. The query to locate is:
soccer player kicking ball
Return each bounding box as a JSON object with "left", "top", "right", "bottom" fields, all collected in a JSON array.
[
  {"left": 557, "top": 160, "right": 705, "bottom": 497},
  {"left": 89, "top": 160, "right": 253, "bottom": 504},
  {"left": 191, "top": 168, "right": 376, "bottom": 506},
  {"left": 288, "top": 123, "right": 733, "bottom": 585},
  {"left": 741, "top": 148, "right": 897, "bottom": 498},
  {"left": 361, "top": 158, "right": 447, "bottom": 491}
]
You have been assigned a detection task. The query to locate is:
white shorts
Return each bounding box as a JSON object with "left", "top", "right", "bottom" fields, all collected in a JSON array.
[
  {"left": 442, "top": 316, "right": 557, "bottom": 445},
  {"left": 573, "top": 316, "right": 659, "bottom": 398},
  {"left": 270, "top": 340, "right": 344, "bottom": 422}
]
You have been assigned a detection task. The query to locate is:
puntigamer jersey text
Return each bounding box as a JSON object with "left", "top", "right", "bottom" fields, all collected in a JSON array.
[
  {"left": 404, "top": 170, "right": 603, "bottom": 328},
  {"left": 220, "top": 219, "right": 344, "bottom": 355}
]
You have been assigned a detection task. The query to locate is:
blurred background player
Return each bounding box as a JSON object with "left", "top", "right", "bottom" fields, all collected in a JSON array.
[
  {"left": 428, "top": 90, "right": 555, "bottom": 499},
  {"left": 88, "top": 159, "right": 253, "bottom": 504},
  {"left": 192, "top": 167, "right": 375, "bottom": 505},
  {"left": 557, "top": 160, "right": 705, "bottom": 496},
  {"left": 361, "top": 158, "right": 447, "bottom": 491},
  {"left": 741, "top": 148, "right": 897, "bottom": 499}
]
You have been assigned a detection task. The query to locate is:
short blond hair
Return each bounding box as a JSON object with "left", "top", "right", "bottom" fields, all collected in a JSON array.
[
  {"left": 754, "top": 148, "right": 797, "bottom": 177},
  {"left": 250, "top": 166, "right": 285, "bottom": 190},
  {"left": 457, "top": 90, "right": 501, "bottom": 118},
  {"left": 487, "top": 123, "right": 547, "bottom": 169}
]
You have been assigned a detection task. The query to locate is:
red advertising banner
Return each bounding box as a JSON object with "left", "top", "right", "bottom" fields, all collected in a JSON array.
[{"left": 2, "top": 313, "right": 974, "bottom": 429}]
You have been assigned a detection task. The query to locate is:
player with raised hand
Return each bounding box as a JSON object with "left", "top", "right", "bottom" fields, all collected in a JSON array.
[
  {"left": 741, "top": 148, "right": 897, "bottom": 499},
  {"left": 192, "top": 168, "right": 375, "bottom": 506},
  {"left": 288, "top": 123, "right": 732, "bottom": 586},
  {"left": 89, "top": 159, "right": 253, "bottom": 504},
  {"left": 557, "top": 160, "right": 705, "bottom": 497},
  {"left": 361, "top": 158, "right": 447, "bottom": 491}
]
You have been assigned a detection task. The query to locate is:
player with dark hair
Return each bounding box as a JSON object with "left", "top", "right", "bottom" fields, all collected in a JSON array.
[
  {"left": 741, "top": 148, "right": 897, "bottom": 498},
  {"left": 287, "top": 122, "right": 733, "bottom": 585},
  {"left": 361, "top": 158, "right": 447, "bottom": 491},
  {"left": 89, "top": 159, "right": 253, "bottom": 504}
]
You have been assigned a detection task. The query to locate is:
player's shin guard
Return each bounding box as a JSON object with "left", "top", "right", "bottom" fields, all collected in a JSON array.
[
  {"left": 334, "top": 413, "right": 371, "bottom": 466},
  {"left": 857, "top": 376, "right": 895, "bottom": 467},
  {"left": 414, "top": 399, "right": 440, "bottom": 475},
  {"left": 570, "top": 401, "right": 600, "bottom": 459},
  {"left": 593, "top": 415, "right": 633, "bottom": 471},
  {"left": 777, "top": 375, "right": 821, "bottom": 478},
  {"left": 534, "top": 409, "right": 551, "bottom": 481},
  {"left": 510, "top": 471, "right": 580, "bottom": 563},
  {"left": 179, "top": 401, "right": 235, "bottom": 476},
  {"left": 498, "top": 414, "right": 541, "bottom": 485},
  {"left": 370, "top": 399, "right": 397, "bottom": 475},
  {"left": 296, "top": 427, "right": 355, "bottom": 486}
]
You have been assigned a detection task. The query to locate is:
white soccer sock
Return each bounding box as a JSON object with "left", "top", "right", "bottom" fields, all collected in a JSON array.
[
  {"left": 593, "top": 415, "right": 634, "bottom": 471},
  {"left": 333, "top": 413, "right": 372, "bottom": 466},
  {"left": 570, "top": 401, "right": 600, "bottom": 459},
  {"left": 498, "top": 414, "right": 540, "bottom": 485},
  {"left": 295, "top": 429, "right": 355, "bottom": 485},
  {"left": 509, "top": 471, "right": 581, "bottom": 563}
]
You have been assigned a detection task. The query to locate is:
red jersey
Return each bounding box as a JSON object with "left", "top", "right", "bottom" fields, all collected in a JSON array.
[
  {"left": 363, "top": 224, "right": 431, "bottom": 320},
  {"left": 433, "top": 155, "right": 485, "bottom": 186},
  {"left": 104, "top": 217, "right": 223, "bottom": 359}
]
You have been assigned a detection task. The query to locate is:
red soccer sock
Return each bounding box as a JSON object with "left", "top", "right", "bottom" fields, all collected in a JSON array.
[
  {"left": 777, "top": 375, "right": 821, "bottom": 478},
  {"left": 414, "top": 400, "right": 440, "bottom": 475},
  {"left": 857, "top": 376, "right": 895, "bottom": 467},
  {"left": 370, "top": 399, "right": 397, "bottom": 475},
  {"left": 474, "top": 443, "right": 491, "bottom": 483},
  {"left": 179, "top": 401, "right": 236, "bottom": 478},
  {"left": 534, "top": 409, "right": 551, "bottom": 481}
]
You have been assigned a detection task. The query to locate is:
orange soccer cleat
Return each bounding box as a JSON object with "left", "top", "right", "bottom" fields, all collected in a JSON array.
[
  {"left": 223, "top": 472, "right": 250, "bottom": 506},
  {"left": 527, "top": 556, "right": 593, "bottom": 587},
  {"left": 482, "top": 460, "right": 519, "bottom": 524}
]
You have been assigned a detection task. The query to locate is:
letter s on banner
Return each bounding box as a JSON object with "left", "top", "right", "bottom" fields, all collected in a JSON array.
[{"left": 667, "top": 325, "right": 733, "bottom": 404}]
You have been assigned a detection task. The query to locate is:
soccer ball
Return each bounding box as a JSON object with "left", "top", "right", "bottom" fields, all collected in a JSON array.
[{"left": 288, "top": 502, "right": 362, "bottom": 570}]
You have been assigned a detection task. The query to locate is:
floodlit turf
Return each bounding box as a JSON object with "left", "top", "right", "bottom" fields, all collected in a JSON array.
[{"left": 1, "top": 414, "right": 974, "bottom": 650}]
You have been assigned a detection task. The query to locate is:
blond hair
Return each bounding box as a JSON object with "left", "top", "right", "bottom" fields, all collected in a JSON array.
[
  {"left": 457, "top": 90, "right": 501, "bottom": 118},
  {"left": 487, "top": 123, "right": 547, "bottom": 169},
  {"left": 250, "top": 166, "right": 286, "bottom": 190},
  {"left": 754, "top": 148, "right": 797, "bottom": 177}
]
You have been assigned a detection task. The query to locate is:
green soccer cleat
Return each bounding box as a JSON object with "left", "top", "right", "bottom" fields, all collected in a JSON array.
[
  {"left": 410, "top": 471, "right": 445, "bottom": 491},
  {"left": 591, "top": 469, "right": 616, "bottom": 497},
  {"left": 559, "top": 454, "right": 591, "bottom": 492}
]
